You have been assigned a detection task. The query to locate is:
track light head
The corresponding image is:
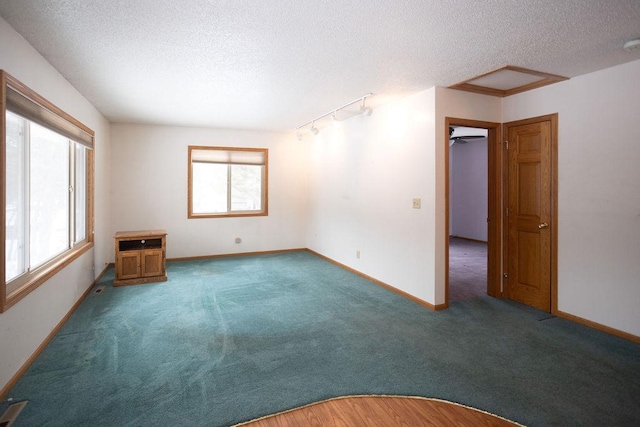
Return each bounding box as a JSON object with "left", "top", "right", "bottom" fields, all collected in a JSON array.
[
  {"left": 310, "top": 125, "right": 319, "bottom": 135},
  {"left": 296, "top": 130, "right": 303, "bottom": 141},
  {"left": 359, "top": 98, "right": 373, "bottom": 116},
  {"left": 360, "top": 105, "right": 373, "bottom": 116},
  {"left": 332, "top": 113, "right": 341, "bottom": 128}
]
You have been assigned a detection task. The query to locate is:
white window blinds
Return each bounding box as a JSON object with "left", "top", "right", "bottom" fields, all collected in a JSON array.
[
  {"left": 191, "top": 148, "right": 266, "bottom": 165},
  {"left": 6, "top": 86, "right": 94, "bottom": 148}
]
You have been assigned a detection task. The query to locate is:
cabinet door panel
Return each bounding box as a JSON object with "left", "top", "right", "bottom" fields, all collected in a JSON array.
[
  {"left": 117, "top": 252, "right": 140, "bottom": 280},
  {"left": 141, "top": 250, "right": 164, "bottom": 277}
]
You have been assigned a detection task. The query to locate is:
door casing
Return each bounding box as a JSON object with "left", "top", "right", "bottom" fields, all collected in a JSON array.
[{"left": 445, "top": 118, "right": 502, "bottom": 306}]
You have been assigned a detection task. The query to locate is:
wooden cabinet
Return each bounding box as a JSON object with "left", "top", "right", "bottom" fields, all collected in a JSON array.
[{"left": 114, "top": 230, "right": 167, "bottom": 286}]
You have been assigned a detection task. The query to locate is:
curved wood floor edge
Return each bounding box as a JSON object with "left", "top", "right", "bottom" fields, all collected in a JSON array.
[{"left": 233, "top": 395, "right": 524, "bottom": 426}]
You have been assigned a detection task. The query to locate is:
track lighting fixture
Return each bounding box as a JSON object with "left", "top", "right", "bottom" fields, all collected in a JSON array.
[
  {"left": 359, "top": 98, "right": 373, "bottom": 116},
  {"left": 359, "top": 105, "right": 373, "bottom": 116},
  {"left": 296, "top": 93, "right": 373, "bottom": 138},
  {"left": 332, "top": 113, "right": 341, "bottom": 128}
]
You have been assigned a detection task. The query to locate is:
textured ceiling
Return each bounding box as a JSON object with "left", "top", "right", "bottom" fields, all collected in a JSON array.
[{"left": 1, "top": 0, "right": 639, "bottom": 131}]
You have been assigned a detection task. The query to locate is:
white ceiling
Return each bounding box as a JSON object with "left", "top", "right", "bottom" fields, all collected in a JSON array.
[{"left": 1, "top": 1, "right": 639, "bottom": 132}]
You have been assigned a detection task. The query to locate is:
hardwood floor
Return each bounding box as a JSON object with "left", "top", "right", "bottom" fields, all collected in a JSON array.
[{"left": 235, "top": 395, "right": 520, "bottom": 426}]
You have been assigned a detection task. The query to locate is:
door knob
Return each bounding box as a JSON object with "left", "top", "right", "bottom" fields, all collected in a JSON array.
[{"left": 538, "top": 223, "right": 549, "bottom": 229}]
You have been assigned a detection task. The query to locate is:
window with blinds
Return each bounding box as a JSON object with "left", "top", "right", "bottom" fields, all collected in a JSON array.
[
  {"left": 1, "top": 70, "right": 94, "bottom": 312},
  {"left": 188, "top": 146, "right": 268, "bottom": 218}
]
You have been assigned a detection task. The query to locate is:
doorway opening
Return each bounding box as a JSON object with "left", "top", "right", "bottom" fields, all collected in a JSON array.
[
  {"left": 445, "top": 118, "right": 502, "bottom": 306},
  {"left": 449, "top": 125, "right": 489, "bottom": 302}
]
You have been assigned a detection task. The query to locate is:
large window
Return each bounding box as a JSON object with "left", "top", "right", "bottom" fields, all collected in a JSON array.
[
  {"left": 2, "top": 71, "right": 94, "bottom": 311},
  {"left": 188, "top": 146, "right": 268, "bottom": 218}
]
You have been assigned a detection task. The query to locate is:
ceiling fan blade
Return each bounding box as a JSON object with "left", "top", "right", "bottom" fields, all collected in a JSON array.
[{"left": 450, "top": 137, "right": 469, "bottom": 144}]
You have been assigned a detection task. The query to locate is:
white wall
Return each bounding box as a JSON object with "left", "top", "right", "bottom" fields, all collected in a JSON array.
[
  {"left": 0, "top": 17, "right": 111, "bottom": 392},
  {"left": 503, "top": 59, "right": 640, "bottom": 337},
  {"left": 306, "top": 90, "right": 437, "bottom": 303},
  {"left": 110, "top": 124, "right": 307, "bottom": 258},
  {"left": 450, "top": 137, "right": 488, "bottom": 241}
]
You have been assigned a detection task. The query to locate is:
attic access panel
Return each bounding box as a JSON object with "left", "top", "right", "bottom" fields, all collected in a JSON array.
[{"left": 449, "top": 65, "right": 568, "bottom": 97}]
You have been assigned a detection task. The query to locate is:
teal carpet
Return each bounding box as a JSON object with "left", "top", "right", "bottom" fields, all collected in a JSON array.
[{"left": 3, "top": 251, "right": 640, "bottom": 426}]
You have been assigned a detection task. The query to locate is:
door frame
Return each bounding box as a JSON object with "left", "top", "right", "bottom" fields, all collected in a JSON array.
[
  {"left": 503, "top": 113, "right": 558, "bottom": 313},
  {"left": 445, "top": 118, "right": 502, "bottom": 306}
]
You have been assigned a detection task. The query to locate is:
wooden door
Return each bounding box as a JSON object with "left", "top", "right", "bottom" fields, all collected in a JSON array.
[{"left": 505, "top": 116, "right": 555, "bottom": 312}]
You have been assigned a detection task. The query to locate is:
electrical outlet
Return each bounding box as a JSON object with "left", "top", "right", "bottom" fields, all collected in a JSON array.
[
  {"left": 356, "top": 250, "right": 360, "bottom": 259},
  {"left": 412, "top": 198, "right": 421, "bottom": 209}
]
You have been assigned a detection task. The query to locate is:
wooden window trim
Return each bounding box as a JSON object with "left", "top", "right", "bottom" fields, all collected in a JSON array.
[
  {"left": 187, "top": 146, "right": 268, "bottom": 219},
  {"left": 1, "top": 70, "right": 95, "bottom": 312}
]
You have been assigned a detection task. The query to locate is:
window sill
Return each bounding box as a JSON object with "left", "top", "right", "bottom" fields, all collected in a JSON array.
[
  {"left": 2, "top": 241, "right": 94, "bottom": 312},
  {"left": 188, "top": 211, "right": 268, "bottom": 219}
]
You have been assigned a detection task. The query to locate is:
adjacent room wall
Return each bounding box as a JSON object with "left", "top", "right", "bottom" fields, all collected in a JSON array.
[
  {"left": 0, "top": 17, "right": 111, "bottom": 392},
  {"left": 110, "top": 124, "right": 308, "bottom": 259},
  {"left": 503, "top": 59, "right": 640, "bottom": 337},
  {"left": 450, "top": 137, "right": 488, "bottom": 241}
]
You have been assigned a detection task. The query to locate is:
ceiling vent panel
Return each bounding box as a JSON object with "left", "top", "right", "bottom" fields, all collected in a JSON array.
[{"left": 449, "top": 66, "right": 568, "bottom": 97}]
